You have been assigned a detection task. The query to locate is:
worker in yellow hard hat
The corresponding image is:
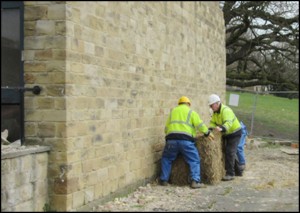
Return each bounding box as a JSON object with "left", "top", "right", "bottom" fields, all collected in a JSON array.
[
  {"left": 208, "top": 94, "right": 243, "bottom": 181},
  {"left": 159, "top": 96, "right": 214, "bottom": 189},
  {"left": 178, "top": 96, "right": 191, "bottom": 105}
]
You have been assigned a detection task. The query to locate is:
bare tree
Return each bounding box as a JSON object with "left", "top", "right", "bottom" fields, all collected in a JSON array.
[{"left": 222, "top": 1, "right": 299, "bottom": 90}]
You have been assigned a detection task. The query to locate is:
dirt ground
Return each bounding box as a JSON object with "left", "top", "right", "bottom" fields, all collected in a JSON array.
[{"left": 90, "top": 140, "right": 299, "bottom": 212}]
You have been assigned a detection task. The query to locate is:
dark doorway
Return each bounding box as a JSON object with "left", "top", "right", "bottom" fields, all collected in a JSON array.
[{"left": 1, "top": 1, "right": 24, "bottom": 143}]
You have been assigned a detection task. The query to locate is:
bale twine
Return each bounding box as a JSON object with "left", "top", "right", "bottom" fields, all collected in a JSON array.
[{"left": 169, "top": 131, "right": 225, "bottom": 185}]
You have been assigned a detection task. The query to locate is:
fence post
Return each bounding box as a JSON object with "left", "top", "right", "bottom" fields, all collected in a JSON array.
[{"left": 250, "top": 91, "right": 258, "bottom": 136}]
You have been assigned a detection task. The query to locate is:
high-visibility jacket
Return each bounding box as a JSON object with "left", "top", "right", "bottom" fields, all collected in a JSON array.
[
  {"left": 209, "top": 103, "right": 241, "bottom": 136},
  {"left": 165, "top": 104, "right": 209, "bottom": 142}
]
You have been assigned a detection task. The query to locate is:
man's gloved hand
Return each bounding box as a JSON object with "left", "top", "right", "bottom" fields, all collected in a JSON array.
[
  {"left": 207, "top": 132, "right": 215, "bottom": 141},
  {"left": 215, "top": 125, "right": 226, "bottom": 132}
]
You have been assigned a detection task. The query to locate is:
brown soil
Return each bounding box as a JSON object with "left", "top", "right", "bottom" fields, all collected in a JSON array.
[{"left": 90, "top": 140, "right": 299, "bottom": 212}]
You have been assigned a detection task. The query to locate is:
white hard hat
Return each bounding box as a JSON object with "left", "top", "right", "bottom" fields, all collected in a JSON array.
[{"left": 208, "top": 94, "right": 221, "bottom": 105}]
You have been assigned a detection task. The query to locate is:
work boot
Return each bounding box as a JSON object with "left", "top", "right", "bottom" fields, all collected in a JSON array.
[
  {"left": 240, "top": 164, "right": 246, "bottom": 171},
  {"left": 236, "top": 164, "right": 246, "bottom": 176},
  {"left": 191, "top": 180, "right": 206, "bottom": 189},
  {"left": 222, "top": 175, "right": 234, "bottom": 181},
  {"left": 235, "top": 171, "right": 243, "bottom": 176},
  {"left": 159, "top": 179, "right": 168, "bottom": 186}
]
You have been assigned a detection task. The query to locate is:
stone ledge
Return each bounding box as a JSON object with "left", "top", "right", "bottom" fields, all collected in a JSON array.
[{"left": 1, "top": 145, "right": 51, "bottom": 159}]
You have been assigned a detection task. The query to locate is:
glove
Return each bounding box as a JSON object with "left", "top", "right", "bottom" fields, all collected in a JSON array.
[
  {"left": 216, "top": 125, "right": 226, "bottom": 132},
  {"left": 207, "top": 132, "right": 215, "bottom": 141}
]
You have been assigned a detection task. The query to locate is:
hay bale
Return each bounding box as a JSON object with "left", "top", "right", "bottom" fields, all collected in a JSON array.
[
  {"left": 169, "top": 154, "right": 190, "bottom": 186},
  {"left": 169, "top": 131, "right": 225, "bottom": 185},
  {"left": 196, "top": 131, "right": 225, "bottom": 184}
]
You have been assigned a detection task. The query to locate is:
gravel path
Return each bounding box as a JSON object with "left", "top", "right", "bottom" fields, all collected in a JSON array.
[{"left": 91, "top": 143, "right": 299, "bottom": 212}]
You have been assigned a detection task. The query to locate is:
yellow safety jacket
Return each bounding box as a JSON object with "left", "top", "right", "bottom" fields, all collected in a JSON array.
[
  {"left": 165, "top": 104, "right": 209, "bottom": 142},
  {"left": 209, "top": 104, "right": 241, "bottom": 136}
]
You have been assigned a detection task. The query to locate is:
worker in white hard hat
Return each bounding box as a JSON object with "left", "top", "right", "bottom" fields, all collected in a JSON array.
[
  {"left": 159, "top": 96, "right": 215, "bottom": 189},
  {"left": 208, "top": 94, "right": 243, "bottom": 181}
]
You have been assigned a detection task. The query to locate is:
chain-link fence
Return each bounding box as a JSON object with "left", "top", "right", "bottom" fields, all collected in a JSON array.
[{"left": 226, "top": 86, "right": 299, "bottom": 143}]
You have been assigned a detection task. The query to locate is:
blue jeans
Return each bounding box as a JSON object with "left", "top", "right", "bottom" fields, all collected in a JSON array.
[
  {"left": 160, "top": 139, "right": 201, "bottom": 182},
  {"left": 237, "top": 122, "right": 248, "bottom": 165},
  {"left": 237, "top": 132, "right": 246, "bottom": 165}
]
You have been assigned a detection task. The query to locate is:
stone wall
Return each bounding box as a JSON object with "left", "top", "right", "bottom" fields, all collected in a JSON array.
[
  {"left": 23, "top": 1, "right": 225, "bottom": 211},
  {"left": 1, "top": 146, "right": 50, "bottom": 211}
]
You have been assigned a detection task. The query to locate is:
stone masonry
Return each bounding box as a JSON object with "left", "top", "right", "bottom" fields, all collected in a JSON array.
[
  {"left": 1, "top": 146, "right": 50, "bottom": 211},
  {"left": 22, "top": 1, "right": 225, "bottom": 211}
]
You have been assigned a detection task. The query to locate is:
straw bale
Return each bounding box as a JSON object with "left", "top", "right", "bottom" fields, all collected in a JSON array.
[
  {"left": 169, "top": 131, "right": 225, "bottom": 185},
  {"left": 169, "top": 154, "right": 190, "bottom": 186},
  {"left": 196, "top": 131, "right": 225, "bottom": 184}
]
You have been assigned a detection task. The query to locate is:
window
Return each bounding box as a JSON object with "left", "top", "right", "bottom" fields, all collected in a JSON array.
[{"left": 1, "top": 1, "right": 24, "bottom": 143}]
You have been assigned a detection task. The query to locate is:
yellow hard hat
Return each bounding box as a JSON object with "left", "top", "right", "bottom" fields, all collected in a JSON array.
[{"left": 178, "top": 96, "right": 191, "bottom": 105}]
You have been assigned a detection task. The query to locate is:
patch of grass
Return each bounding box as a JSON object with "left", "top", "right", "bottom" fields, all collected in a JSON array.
[
  {"left": 131, "top": 204, "right": 144, "bottom": 208},
  {"left": 207, "top": 200, "right": 216, "bottom": 209},
  {"left": 226, "top": 91, "right": 299, "bottom": 141},
  {"left": 261, "top": 142, "right": 281, "bottom": 149},
  {"left": 254, "top": 180, "right": 275, "bottom": 190},
  {"left": 222, "top": 186, "right": 232, "bottom": 195}
]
